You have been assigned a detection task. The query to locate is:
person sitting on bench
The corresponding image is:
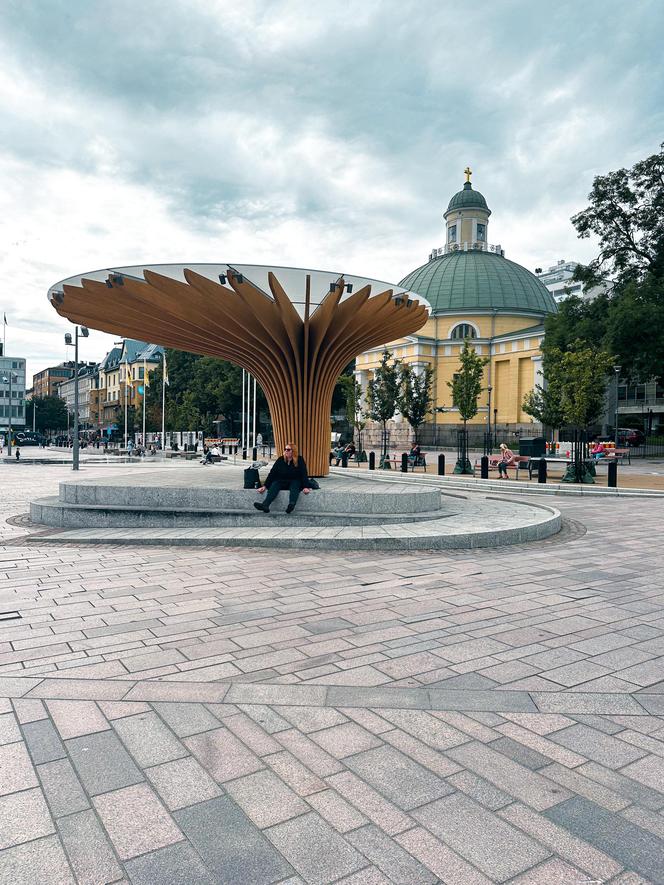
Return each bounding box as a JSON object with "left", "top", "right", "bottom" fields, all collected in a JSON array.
[
  {"left": 254, "top": 442, "right": 311, "bottom": 513},
  {"left": 407, "top": 443, "right": 422, "bottom": 466},
  {"left": 335, "top": 442, "right": 356, "bottom": 465},
  {"left": 498, "top": 442, "right": 515, "bottom": 479}
]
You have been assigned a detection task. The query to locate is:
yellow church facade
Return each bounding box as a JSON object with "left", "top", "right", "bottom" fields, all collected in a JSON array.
[{"left": 356, "top": 171, "right": 556, "bottom": 441}]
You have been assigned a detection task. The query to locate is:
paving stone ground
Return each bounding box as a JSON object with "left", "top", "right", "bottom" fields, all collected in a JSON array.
[{"left": 1, "top": 460, "right": 664, "bottom": 883}]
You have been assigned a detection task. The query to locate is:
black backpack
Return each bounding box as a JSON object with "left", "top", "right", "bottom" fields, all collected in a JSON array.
[{"left": 243, "top": 467, "right": 260, "bottom": 489}]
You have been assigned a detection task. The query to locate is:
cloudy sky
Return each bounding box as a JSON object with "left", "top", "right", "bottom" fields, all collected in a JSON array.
[{"left": 1, "top": 0, "right": 663, "bottom": 381}]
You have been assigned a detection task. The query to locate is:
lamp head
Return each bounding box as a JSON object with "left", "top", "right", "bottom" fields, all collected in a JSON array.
[
  {"left": 80, "top": 326, "right": 89, "bottom": 338},
  {"left": 64, "top": 332, "right": 73, "bottom": 346}
]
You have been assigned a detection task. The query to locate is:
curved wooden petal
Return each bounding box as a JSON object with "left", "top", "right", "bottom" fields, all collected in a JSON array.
[{"left": 52, "top": 269, "right": 427, "bottom": 475}]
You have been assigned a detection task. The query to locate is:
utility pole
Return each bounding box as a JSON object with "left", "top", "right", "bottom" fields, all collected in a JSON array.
[{"left": 65, "top": 326, "right": 89, "bottom": 470}]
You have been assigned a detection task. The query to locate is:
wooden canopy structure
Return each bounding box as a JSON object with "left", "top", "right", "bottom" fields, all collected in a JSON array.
[{"left": 49, "top": 266, "right": 428, "bottom": 475}]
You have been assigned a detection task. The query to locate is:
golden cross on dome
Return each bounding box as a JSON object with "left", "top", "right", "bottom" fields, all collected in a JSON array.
[{"left": 464, "top": 166, "right": 472, "bottom": 183}]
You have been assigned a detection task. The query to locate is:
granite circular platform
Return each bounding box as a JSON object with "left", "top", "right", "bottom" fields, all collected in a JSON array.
[{"left": 29, "top": 465, "right": 561, "bottom": 550}]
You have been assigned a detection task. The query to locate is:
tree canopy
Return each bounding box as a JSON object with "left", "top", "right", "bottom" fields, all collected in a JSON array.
[
  {"left": 26, "top": 395, "right": 68, "bottom": 432},
  {"left": 543, "top": 144, "right": 664, "bottom": 385},
  {"left": 447, "top": 340, "right": 488, "bottom": 424},
  {"left": 367, "top": 349, "right": 402, "bottom": 457},
  {"left": 398, "top": 364, "right": 433, "bottom": 443},
  {"left": 571, "top": 142, "right": 664, "bottom": 285}
]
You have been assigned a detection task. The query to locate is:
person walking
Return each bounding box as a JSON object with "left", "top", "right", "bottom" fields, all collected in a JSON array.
[
  {"left": 498, "top": 442, "right": 515, "bottom": 479},
  {"left": 254, "top": 442, "right": 311, "bottom": 513}
]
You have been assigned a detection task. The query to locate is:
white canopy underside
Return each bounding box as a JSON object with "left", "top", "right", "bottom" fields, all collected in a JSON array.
[{"left": 48, "top": 263, "right": 431, "bottom": 318}]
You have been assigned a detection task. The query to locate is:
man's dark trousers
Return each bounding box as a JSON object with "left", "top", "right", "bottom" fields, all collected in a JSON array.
[{"left": 264, "top": 480, "right": 302, "bottom": 509}]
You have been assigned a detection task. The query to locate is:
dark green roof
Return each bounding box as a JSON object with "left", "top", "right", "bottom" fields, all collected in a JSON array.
[
  {"left": 446, "top": 182, "right": 490, "bottom": 214},
  {"left": 399, "top": 251, "right": 557, "bottom": 316}
]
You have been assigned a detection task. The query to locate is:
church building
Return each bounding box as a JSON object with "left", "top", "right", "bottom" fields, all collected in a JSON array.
[{"left": 356, "top": 170, "right": 558, "bottom": 441}]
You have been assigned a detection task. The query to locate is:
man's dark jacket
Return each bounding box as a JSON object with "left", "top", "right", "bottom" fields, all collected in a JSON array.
[{"left": 264, "top": 456, "right": 309, "bottom": 488}]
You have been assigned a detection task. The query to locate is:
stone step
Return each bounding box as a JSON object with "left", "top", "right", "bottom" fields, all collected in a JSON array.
[
  {"left": 57, "top": 477, "right": 442, "bottom": 514},
  {"left": 27, "top": 503, "right": 561, "bottom": 550},
  {"left": 30, "top": 496, "right": 451, "bottom": 529}
]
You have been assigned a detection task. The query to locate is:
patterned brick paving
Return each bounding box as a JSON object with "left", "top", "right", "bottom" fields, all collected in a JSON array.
[{"left": 1, "top": 462, "right": 664, "bottom": 883}]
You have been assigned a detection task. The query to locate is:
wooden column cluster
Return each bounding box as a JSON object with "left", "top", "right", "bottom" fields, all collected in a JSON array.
[{"left": 51, "top": 268, "right": 428, "bottom": 476}]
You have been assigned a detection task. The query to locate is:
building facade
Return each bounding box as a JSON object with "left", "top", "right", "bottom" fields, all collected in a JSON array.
[
  {"left": 96, "top": 340, "right": 163, "bottom": 436},
  {"left": 57, "top": 363, "right": 98, "bottom": 429},
  {"left": 536, "top": 259, "right": 611, "bottom": 303},
  {"left": 356, "top": 172, "right": 558, "bottom": 443},
  {"left": 32, "top": 362, "right": 75, "bottom": 399},
  {"left": 0, "top": 355, "right": 27, "bottom": 438}
]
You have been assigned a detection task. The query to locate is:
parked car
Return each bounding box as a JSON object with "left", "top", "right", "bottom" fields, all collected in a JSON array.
[{"left": 618, "top": 427, "right": 645, "bottom": 447}]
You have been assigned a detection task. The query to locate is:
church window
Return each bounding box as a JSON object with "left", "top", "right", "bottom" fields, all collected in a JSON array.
[
  {"left": 476, "top": 223, "right": 486, "bottom": 242},
  {"left": 448, "top": 224, "right": 457, "bottom": 243},
  {"left": 450, "top": 323, "right": 477, "bottom": 340}
]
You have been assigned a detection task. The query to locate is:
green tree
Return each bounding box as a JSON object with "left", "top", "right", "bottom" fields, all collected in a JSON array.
[
  {"left": 571, "top": 142, "right": 664, "bottom": 285},
  {"left": 150, "top": 348, "right": 267, "bottom": 438},
  {"left": 553, "top": 343, "right": 614, "bottom": 429},
  {"left": 448, "top": 340, "right": 488, "bottom": 474},
  {"left": 522, "top": 380, "right": 565, "bottom": 439},
  {"left": 26, "top": 396, "right": 68, "bottom": 433},
  {"left": 542, "top": 341, "right": 614, "bottom": 483},
  {"left": 367, "top": 350, "right": 402, "bottom": 465},
  {"left": 338, "top": 374, "right": 366, "bottom": 452},
  {"left": 448, "top": 340, "right": 488, "bottom": 424},
  {"left": 551, "top": 144, "right": 664, "bottom": 386},
  {"left": 398, "top": 364, "right": 433, "bottom": 444}
]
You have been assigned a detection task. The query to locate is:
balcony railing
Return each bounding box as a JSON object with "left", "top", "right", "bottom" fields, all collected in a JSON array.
[{"left": 429, "top": 242, "right": 504, "bottom": 261}]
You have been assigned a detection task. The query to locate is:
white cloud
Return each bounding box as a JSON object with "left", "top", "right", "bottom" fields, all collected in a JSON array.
[{"left": 0, "top": 0, "right": 662, "bottom": 381}]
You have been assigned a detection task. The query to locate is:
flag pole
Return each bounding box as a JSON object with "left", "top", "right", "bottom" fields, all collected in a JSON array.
[
  {"left": 252, "top": 376, "right": 257, "bottom": 450},
  {"left": 241, "top": 368, "right": 246, "bottom": 452},
  {"left": 142, "top": 358, "right": 147, "bottom": 446},
  {"left": 161, "top": 352, "right": 166, "bottom": 451},
  {"left": 124, "top": 366, "right": 128, "bottom": 449},
  {"left": 2, "top": 313, "right": 6, "bottom": 358}
]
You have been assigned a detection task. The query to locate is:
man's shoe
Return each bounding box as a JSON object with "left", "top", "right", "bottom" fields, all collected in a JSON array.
[
  {"left": 254, "top": 502, "right": 269, "bottom": 513},
  {"left": 286, "top": 503, "right": 295, "bottom": 513}
]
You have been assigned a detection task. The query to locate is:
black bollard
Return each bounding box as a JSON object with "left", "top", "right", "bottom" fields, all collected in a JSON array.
[
  {"left": 438, "top": 453, "right": 445, "bottom": 475},
  {"left": 242, "top": 448, "right": 247, "bottom": 460},
  {"left": 401, "top": 452, "right": 409, "bottom": 473},
  {"left": 369, "top": 451, "right": 375, "bottom": 470},
  {"left": 341, "top": 451, "right": 349, "bottom": 468},
  {"left": 252, "top": 447, "right": 257, "bottom": 461},
  {"left": 608, "top": 460, "right": 618, "bottom": 488},
  {"left": 329, "top": 451, "right": 334, "bottom": 466},
  {"left": 480, "top": 455, "right": 489, "bottom": 479},
  {"left": 537, "top": 457, "right": 547, "bottom": 484}
]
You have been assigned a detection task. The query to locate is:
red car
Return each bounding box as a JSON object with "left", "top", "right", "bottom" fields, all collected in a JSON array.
[{"left": 618, "top": 428, "right": 645, "bottom": 447}]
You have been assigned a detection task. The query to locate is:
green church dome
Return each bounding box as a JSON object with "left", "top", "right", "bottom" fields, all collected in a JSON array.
[
  {"left": 446, "top": 182, "right": 490, "bottom": 215},
  {"left": 399, "top": 250, "right": 557, "bottom": 316}
]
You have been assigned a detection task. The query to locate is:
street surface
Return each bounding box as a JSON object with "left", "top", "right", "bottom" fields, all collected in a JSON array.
[{"left": 1, "top": 460, "right": 663, "bottom": 883}]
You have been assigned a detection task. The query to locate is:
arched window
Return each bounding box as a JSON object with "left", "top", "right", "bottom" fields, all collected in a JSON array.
[{"left": 450, "top": 323, "right": 477, "bottom": 340}]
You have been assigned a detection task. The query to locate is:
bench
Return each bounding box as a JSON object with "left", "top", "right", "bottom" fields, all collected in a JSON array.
[
  {"left": 474, "top": 455, "right": 529, "bottom": 479},
  {"left": 377, "top": 453, "right": 427, "bottom": 472},
  {"left": 602, "top": 447, "right": 631, "bottom": 465}
]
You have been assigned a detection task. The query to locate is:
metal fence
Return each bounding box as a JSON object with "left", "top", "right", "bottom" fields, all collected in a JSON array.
[{"left": 629, "top": 439, "right": 664, "bottom": 458}]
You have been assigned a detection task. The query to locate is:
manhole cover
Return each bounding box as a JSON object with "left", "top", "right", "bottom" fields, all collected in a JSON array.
[{"left": 6, "top": 513, "right": 36, "bottom": 528}]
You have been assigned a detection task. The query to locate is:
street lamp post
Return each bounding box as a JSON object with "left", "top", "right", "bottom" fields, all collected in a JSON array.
[
  {"left": 2, "top": 371, "right": 18, "bottom": 456},
  {"left": 65, "top": 326, "right": 89, "bottom": 471},
  {"left": 613, "top": 365, "right": 622, "bottom": 444},
  {"left": 487, "top": 385, "right": 493, "bottom": 453}
]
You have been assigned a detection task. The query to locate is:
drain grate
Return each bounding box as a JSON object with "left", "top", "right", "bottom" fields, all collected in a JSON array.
[{"left": 0, "top": 611, "right": 21, "bottom": 621}]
